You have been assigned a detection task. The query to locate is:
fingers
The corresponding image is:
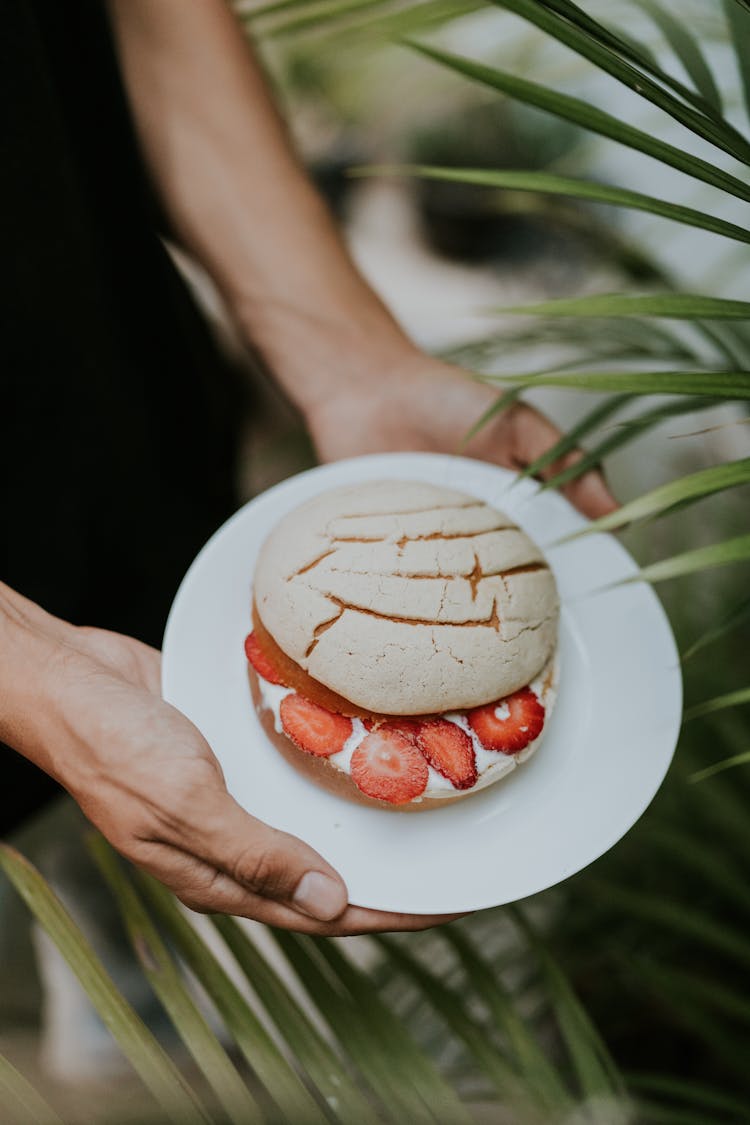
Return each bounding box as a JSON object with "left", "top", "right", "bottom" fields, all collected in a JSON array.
[
  {"left": 563, "top": 467, "right": 619, "bottom": 521},
  {"left": 144, "top": 787, "right": 349, "bottom": 922},
  {"left": 323, "top": 907, "right": 470, "bottom": 936},
  {"left": 132, "top": 836, "right": 463, "bottom": 933},
  {"left": 510, "top": 403, "right": 618, "bottom": 520},
  {"left": 130, "top": 840, "right": 334, "bottom": 927},
  {"left": 200, "top": 797, "right": 348, "bottom": 920}
]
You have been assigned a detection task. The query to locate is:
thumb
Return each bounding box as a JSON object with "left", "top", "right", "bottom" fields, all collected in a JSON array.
[{"left": 193, "top": 793, "right": 349, "bottom": 921}]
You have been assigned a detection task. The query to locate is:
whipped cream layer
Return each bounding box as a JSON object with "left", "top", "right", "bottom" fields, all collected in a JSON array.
[{"left": 255, "top": 654, "right": 558, "bottom": 802}]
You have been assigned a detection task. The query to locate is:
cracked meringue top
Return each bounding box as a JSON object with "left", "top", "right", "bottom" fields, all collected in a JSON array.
[{"left": 253, "top": 480, "right": 559, "bottom": 715}]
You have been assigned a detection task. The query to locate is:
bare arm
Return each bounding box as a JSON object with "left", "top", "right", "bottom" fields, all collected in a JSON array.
[
  {"left": 1, "top": 582, "right": 458, "bottom": 931},
  {"left": 106, "top": 0, "right": 616, "bottom": 518},
  {"left": 2, "top": 4, "right": 610, "bottom": 928},
  {"left": 106, "top": 0, "right": 415, "bottom": 417}
]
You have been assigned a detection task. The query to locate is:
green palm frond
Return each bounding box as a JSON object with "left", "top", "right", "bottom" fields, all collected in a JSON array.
[
  {"left": 488, "top": 370, "right": 750, "bottom": 397},
  {"left": 629, "top": 1073, "right": 750, "bottom": 1123},
  {"left": 89, "top": 838, "right": 266, "bottom": 1125},
  {"left": 0, "top": 846, "right": 207, "bottom": 1125},
  {"left": 0, "top": 1055, "right": 63, "bottom": 1125},
  {"left": 1, "top": 838, "right": 642, "bottom": 1125},
  {"left": 536, "top": 397, "right": 722, "bottom": 490},
  {"left": 487, "top": 0, "right": 750, "bottom": 162},
  {"left": 212, "top": 914, "right": 382, "bottom": 1122},
  {"left": 375, "top": 933, "right": 548, "bottom": 1115},
  {"left": 441, "top": 927, "right": 572, "bottom": 1106},
  {"left": 285, "top": 931, "right": 475, "bottom": 1123},
  {"left": 682, "top": 590, "right": 750, "bottom": 660},
  {"left": 641, "top": 824, "right": 750, "bottom": 915},
  {"left": 360, "top": 165, "right": 750, "bottom": 245},
  {"left": 136, "top": 873, "right": 329, "bottom": 1125},
  {"left": 405, "top": 41, "right": 750, "bottom": 201},
  {"left": 631, "top": 0, "right": 722, "bottom": 110},
  {"left": 497, "top": 293, "right": 750, "bottom": 320},
  {"left": 490, "top": 366, "right": 746, "bottom": 398},
  {"left": 509, "top": 908, "right": 626, "bottom": 1101},
  {"left": 685, "top": 685, "right": 750, "bottom": 720},
  {"left": 587, "top": 881, "right": 750, "bottom": 971},
  {"left": 529, "top": 0, "right": 732, "bottom": 125},
  {"left": 561, "top": 456, "right": 750, "bottom": 538},
  {"left": 723, "top": 0, "right": 750, "bottom": 122},
  {"left": 622, "top": 532, "right": 750, "bottom": 584},
  {"left": 690, "top": 749, "right": 750, "bottom": 781},
  {"left": 512, "top": 394, "right": 634, "bottom": 481}
]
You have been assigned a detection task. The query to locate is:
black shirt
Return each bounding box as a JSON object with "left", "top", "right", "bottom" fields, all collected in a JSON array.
[{"left": 1, "top": 0, "right": 243, "bottom": 832}]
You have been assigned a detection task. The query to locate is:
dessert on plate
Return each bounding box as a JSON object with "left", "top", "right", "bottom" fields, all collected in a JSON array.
[{"left": 244, "top": 480, "right": 559, "bottom": 809}]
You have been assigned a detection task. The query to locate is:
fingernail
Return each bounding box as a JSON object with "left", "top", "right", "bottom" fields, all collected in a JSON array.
[{"left": 293, "top": 871, "right": 346, "bottom": 921}]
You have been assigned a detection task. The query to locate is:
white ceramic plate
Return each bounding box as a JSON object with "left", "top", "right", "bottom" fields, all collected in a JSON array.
[{"left": 162, "top": 453, "right": 682, "bottom": 914}]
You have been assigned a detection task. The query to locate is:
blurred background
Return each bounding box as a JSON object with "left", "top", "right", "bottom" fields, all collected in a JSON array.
[{"left": 2, "top": 1, "right": 750, "bottom": 1122}]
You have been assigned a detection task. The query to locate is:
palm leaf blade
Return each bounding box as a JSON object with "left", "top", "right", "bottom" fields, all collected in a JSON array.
[
  {"left": 624, "top": 532, "right": 750, "bottom": 584},
  {"left": 489, "top": 0, "right": 746, "bottom": 161},
  {"left": 88, "top": 838, "right": 261, "bottom": 1125},
  {"left": 564, "top": 456, "right": 750, "bottom": 537},
  {"left": 492, "top": 371, "right": 750, "bottom": 398},
  {"left": 587, "top": 882, "right": 750, "bottom": 969},
  {"left": 211, "top": 916, "right": 381, "bottom": 1125},
  {"left": 723, "top": 0, "right": 750, "bottom": 123},
  {"left": 360, "top": 165, "right": 750, "bottom": 246},
  {"left": 682, "top": 590, "right": 750, "bottom": 660},
  {"left": 632, "top": 0, "right": 722, "bottom": 109},
  {"left": 512, "top": 394, "right": 633, "bottom": 481},
  {"left": 540, "top": 397, "right": 722, "bottom": 491},
  {"left": 629, "top": 1072, "right": 750, "bottom": 1122},
  {"left": 461, "top": 385, "right": 522, "bottom": 446},
  {"left": 404, "top": 41, "right": 750, "bottom": 203},
  {"left": 135, "top": 873, "right": 328, "bottom": 1125},
  {"left": 0, "top": 846, "right": 206, "bottom": 1125},
  {"left": 374, "top": 934, "right": 542, "bottom": 1111},
  {"left": 642, "top": 825, "right": 750, "bottom": 917},
  {"left": 685, "top": 685, "right": 750, "bottom": 720},
  {"left": 499, "top": 293, "right": 750, "bottom": 320},
  {"left": 0, "top": 1055, "right": 63, "bottom": 1125},
  {"left": 690, "top": 749, "right": 750, "bottom": 782},
  {"left": 534, "top": 0, "right": 741, "bottom": 131},
  {"left": 270, "top": 931, "right": 433, "bottom": 1122},
  {"left": 283, "top": 932, "right": 474, "bottom": 1124},
  {"left": 509, "top": 908, "right": 624, "bottom": 1100},
  {"left": 442, "top": 927, "right": 571, "bottom": 1109}
]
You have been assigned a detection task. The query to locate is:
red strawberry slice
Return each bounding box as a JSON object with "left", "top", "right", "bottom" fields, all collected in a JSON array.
[
  {"left": 351, "top": 729, "right": 429, "bottom": 804},
  {"left": 416, "top": 720, "right": 477, "bottom": 790},
  {"left": 280, "top": 694, "right": 352, "bottom": 757},
  {"left": 467, "top": 687, "right": 545, "bottom": 754},
  {"left": 245, "top": 632, "right": 286, "bottom": 686}
]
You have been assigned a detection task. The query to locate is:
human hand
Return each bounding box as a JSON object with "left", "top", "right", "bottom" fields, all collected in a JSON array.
[
  {"left": 307, "top": 352, "right": 617, "bottom": 519},
  {"left": 27, "top": 623, "right": 457, "bottom": 933}
]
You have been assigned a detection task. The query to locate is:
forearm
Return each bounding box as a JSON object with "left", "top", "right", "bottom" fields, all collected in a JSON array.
[
  {"left": 0, "top": 584, "right": 71, "bottom": 777},
  {"left": 106, "top": 0, "right": 418, "bottom": 415}
]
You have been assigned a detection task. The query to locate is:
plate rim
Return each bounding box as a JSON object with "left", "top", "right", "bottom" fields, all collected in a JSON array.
[{"left": 162, "top": 452, "right": 683, "bottom": 913}]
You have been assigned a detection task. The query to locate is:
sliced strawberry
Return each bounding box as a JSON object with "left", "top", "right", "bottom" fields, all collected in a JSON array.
[
  {"left": 416, "top": 720, "right": 477, "bottom": 790},
  {"left": 467, "top": 687, "right": 545, "bottom": 755},
  {"left": 245, "top": 631, "right": 286, "bottom": 686},
  {"left": 280, "top": 694, "right": 352, "bottom": 757},
  {"left": 351, "top": 729, "right": 429, "bottom": 804}
]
